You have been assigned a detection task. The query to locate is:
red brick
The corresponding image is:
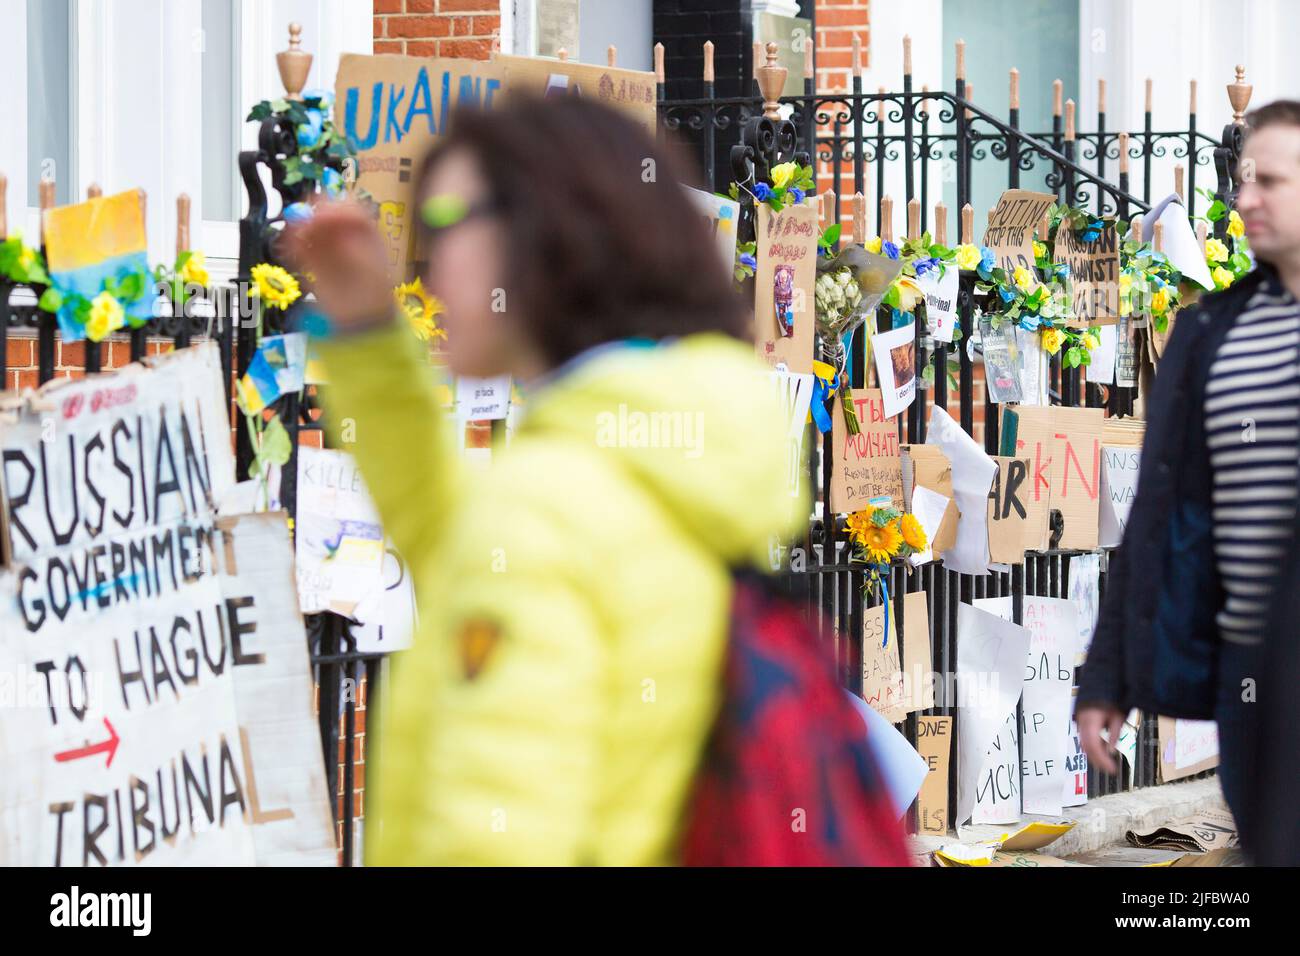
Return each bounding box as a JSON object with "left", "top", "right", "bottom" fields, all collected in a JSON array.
[
  {"left": 471, "top": 15, "right": 499, "bottom": 34},
  {"left": 5, "top": 338, "right": 33, "bottom": 369},
  {"left": 10, "top": 369, "right": 38, "bottom": 391},
  {"left": 438, "top": 0, "right": 497, "bottom": 12},
  {"left": 406, "top": 0, "right": 435, "bottom": 10},
  {"left": 373, "top": 40, "right": 403, "bottom": 54},
  {"left": 374, "top": 17, "right": 386, "bottom": 38},
  {"left": 405, "top": 40, "right": 440, "bottom": 56},
  {"left": 386, "top": 14, "right": 448, "bottom": 38},
  {"left": 439, "top": 37, "right": 492, "bottom": 59},
  {"left": 373, "top": 0, "right": 402, "bottom": 13},
  {"left": 818, "top": 7, "right": 872, "bottom": 27}
]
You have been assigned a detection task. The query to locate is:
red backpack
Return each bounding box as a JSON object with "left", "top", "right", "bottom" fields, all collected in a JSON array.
[{"left": 681, "top": 572, "right": 913, "bottom": 867}]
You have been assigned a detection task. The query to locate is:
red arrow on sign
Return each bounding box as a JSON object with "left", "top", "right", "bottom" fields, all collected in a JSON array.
[{"left": 54, "top": 717, "right": 121, "bottom": 768}]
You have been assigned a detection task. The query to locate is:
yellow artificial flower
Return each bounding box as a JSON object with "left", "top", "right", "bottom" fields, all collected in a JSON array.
[
  {"left": 864, "top": 236, "right": 883, "bottom": 254},
  {"left": 85, "top": 291, "right": 125, "bottom": 342},
  {"left": 858, "top": 521, "right": 903, "bottom": 565},
  {"left": 899, "top": 513, "right": 927, "bottom": 551},
  {"left": 394, "top": 277, "right": 447, "bottom": 342},
  {"left": 1082, "top": 331, "right": 1101, "bottom": 351},
  {"left": 251, "top": 263, "right": 302, "bottom": 310},
  {"left": 17, "top": 245, "right": 38, "bottom": 271},
  {"left": 770, "top": 162, "right": 798, "bottom": 190},
  {"left": 896, "top": 275, "right": 924, "bottom": 312},
  {"left": 1213, "top": 266, "right": 1234, "bottom": 290},
  {"left": 1204, "top": 237, "right": 1230, "bottom": 263},
  {"left": 955, "top": 243, "right": 981, "bottom": 271},
  {"left": 1033, "top": 240, "right": 1047, "bottom": 260},
  {"left": 180, "top": 251, "right": 210, "bottom": 288},
  {"left": 1227, "top": 210, "right": 1245, "bottom": 239},
  {"left": 1150, "top": 287, "right": 1170, "bottom": 314},
  {"left": 1117, "top": 272, "right": 1133, "bottom": 316},
  {"left": 1042, "top": 327, "right": 1066, "bottom": 355},
  {"left": 1013, "top": 266, "right": 1036, "bottom": 292}
]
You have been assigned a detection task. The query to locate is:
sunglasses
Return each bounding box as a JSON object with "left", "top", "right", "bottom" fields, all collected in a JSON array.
[{"left": 419, "top": 194, "right": 498, "bottom": 234}]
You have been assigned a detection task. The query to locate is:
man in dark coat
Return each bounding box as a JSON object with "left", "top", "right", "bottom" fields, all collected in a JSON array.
[{"left": 1077, "top": 102, "right": 1300, "bottom": 853}]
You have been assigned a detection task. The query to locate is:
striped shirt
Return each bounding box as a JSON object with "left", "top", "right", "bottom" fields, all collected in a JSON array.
[{"left": 1204, "top": 284, "right": 1300, "bottom": 645}]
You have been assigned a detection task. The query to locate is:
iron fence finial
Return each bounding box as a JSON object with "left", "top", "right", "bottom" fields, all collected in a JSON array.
[
  {"left": 1228, "top": 66, "right": 1252, "bottom": 125},
  {"left": 277, "top": 22, "right": 311, "bottom": 101}
]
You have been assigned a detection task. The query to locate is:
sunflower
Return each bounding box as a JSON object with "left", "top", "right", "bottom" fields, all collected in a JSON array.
[
  {"left": 844, "top": 508, "right": 877, "bottom": 542},
  {"left": 250, "top": 263, "right": 302, "bottom": 310},
  {"left": 394, "top": 277, "right": 447, "bottom": 342},
  {"left": 899, "top": 513, "right": 927, "bottom": 552},
  {"left": 857, "top": 521, "right": 903, "bottom": 565}
]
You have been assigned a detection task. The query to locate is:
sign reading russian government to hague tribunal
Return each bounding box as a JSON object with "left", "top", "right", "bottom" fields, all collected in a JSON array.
[{"left": 0, "top": 344, "right": 334, "bottom": 866}]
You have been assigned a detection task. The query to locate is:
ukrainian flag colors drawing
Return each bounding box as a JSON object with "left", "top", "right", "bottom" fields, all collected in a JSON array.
[{"left": 43, "top": 189, "right": 154, "bottom": 340}]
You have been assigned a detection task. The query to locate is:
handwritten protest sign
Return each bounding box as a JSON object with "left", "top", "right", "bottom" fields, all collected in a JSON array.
[
  {"left": 1158, "top": 716, "right": 1220, "bottom": 782},
  {"left": 1019, "top": 596, "right": 1078, "bottom": 816},
  {"left": 900, "top": 590, "right": 935, "bottom": 715},
  {"left": 754, "top": 203, "right": 816, "bottom": 375},
  {"left": 1001, "top": 406, "right": 1104, "bottom": 550},
  {"left": 871, "top": 323, "right": 918, "bottom": 419},
  {"left": 1063, "top": 714, "right": 1089, "bottom": 808},
  {"left": 497, "top": 55, "right": 657, "bottom": 132},
  {"left": 916, "top": 716, "right": 953, "bottom": 834},
  {"left": 920, "top": 265, "right": 959, "bottom": 342},
  {"left": 986, "top": 456, "right": 1047, "bottom": 564},
  {"left": 685, "top": 186, "right": 740, "bottom": 275},
  {"left": 771, "top": 370, "right": 814, "bottom": 499},
  {"left": 863, "top": 602, "right": 905, "bottom": 723},
  {"left": 956, "top": 602, "right": 1030, "bottom": 826},
  {"left": 0, "top": 345, "right": 333, "bottom": 865},
  {"left": 1099, "top": 445, "right": 1140, "bottom": 548},
  {"left": 335, "top": 54, "right": 504, "bottom": 275},
  {"left": 982, "top": 189, "right": 1055, "bottom": 273},
  {"left": 831, "top": 388, "right": 903, "bottom": 513},
  {"left": 1053, "top": 220, "right": 1122, "bottom": 326}
]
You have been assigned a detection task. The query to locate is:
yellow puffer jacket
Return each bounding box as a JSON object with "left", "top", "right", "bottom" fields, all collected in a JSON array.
[{"left": 317, "top": 326, "right": 806, "bottom": 865}]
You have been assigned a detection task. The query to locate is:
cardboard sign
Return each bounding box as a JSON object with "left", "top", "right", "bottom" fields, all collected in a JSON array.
[
  {"left": 1099, "top": 444, "right": 1140, "bottom": 548},
  {"left": 986, "top": 456, "right": 1047, "bottom": 564},
  {"left": 1053, "top": 220, "right": 1122, "bottom": 326},
  {"left": 863, "top": 602, "right": 905, "bottom": 723},
  {"left": 831, "top": 388, "right": 903, "bottom": 513},
  {"left": 982, "top": 189, "right": 1055, "bottom": 273},
  {"left": 771, "top": 370, "right": 814, "bottom": 499},
  {"left": 872, "top": 323, "right": 918, "bottom": 419},
  {"left": 1158, "top": 716, "right": 1220, "bottom": 782},
  {"left": 1127, "top": 808, "right": 1237, "bottom": 852},
  {"left": 1000, "top": 406, "right": 1104, "bottom": 551},
  {"left": 334, "top": 54, "right": 505, "bottom": 274},
  {"left": 901, "top": 444, "right": 959, "bottom": 554},
  {"left": 497, "top": 54, "right": 657, "bottom": 133},
  {"left": 0, "top": 345, "right": 334, "bottom": 865},
  {"left": 1063, "top": 715, "right": 1089, "bottom": 807},
  {"left": 899, "top": 590, "right": 935, "bottom": 714},
  {"left": 916, "top": 716, "right": 953, "bottom": 835},
  {"left": 754, "top": 203, "right": 817, "bottom": 375}
]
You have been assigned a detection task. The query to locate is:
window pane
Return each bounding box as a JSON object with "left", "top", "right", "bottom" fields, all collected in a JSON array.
[
  {"left": 27, "top": 0, "right": 73, "bottom": 207},
  {"left": 202, "top": 0, "right": 238, "bottom": 222}
]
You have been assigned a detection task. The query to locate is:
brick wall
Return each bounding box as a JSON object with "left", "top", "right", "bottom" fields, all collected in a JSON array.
[
  {"left": 372, "top": 0, "right": 500, "bottom": 60},
  {"left": 815, "top": 0, "right": 869, "bottom": 95},
  {"left": 4, "top": 332, "right": 172, "bottom": 391}
]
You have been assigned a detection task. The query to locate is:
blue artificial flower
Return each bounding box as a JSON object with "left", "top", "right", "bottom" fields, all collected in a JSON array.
[
  {"left": 883, "top": 241, "right": 900, "bottom": 260},
  {"left": 979, "top": 246, "right": 997, "bottom": 275},
  {"left": 739, "top": 252, "right": 757, "bottom": 270},
  {"left": 321, "top": 166, "right": 343, "bottom": 197},
  {"left": 283, "top": 202, "right": 314, "bottom": 224},
  {"left": 297, "top": 108, "right": 324, "bottom": 149},
  {"left": 1054, "top": 262, "right": 1071, "bottom": 280},
  {"left": 789, "top": 186, "right": 805, "bottom": 205},
  {"left": 304, "top": 87, "right": 334, "bottom": 111},
  {"left": 1082, "top": 226, "right": 1102, "bottom": 243},
  {"left": 914, "top": 256, "right": 939, "bottom": 278},
  {"left": 1018, "top": 314, "right": 1041, "bottom": 332},
  {"left": 754, "top": 182, "right": 774, "bottom": 202},
  {"left": 999, "top": 288, "right": 1015, "bottom": 304}
]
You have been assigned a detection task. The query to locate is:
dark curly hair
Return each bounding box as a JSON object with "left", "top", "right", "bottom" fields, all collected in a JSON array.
[{"left": 414, "top": 94, "right": 749, "bottom": 369}]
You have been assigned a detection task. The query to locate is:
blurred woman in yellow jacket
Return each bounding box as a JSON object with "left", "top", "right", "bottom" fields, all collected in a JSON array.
[{"left": 288, "top": 96, "right": 805, "bottom": 865}]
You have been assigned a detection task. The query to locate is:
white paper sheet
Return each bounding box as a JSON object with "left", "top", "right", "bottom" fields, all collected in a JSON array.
[
  {"left": 907, "top": 485, "right": 949, "bottom": 567},
  {"left": 1020, "top": 596, "right": 1079, "bottom": 816},
  {"left": 956, "top": 602, "right": 1031, "bottom": 827},
  {"left": 920, "top": 266, "right": 959, "bottom": 343},
  {"left": 1068, "top": 553, "right": 1102, "bottom": 663},
  {"left": 456, "top": 374, "right": 513, "bottom": 421},
  {"left": 872, "top": 322, "right": 918, "bottom": 419},
  {"left": 1085, "top": 324, "right": 1118, "bottom": 385},
  {"left": 845, "top": 691, "right": 929, "bottom": 820},
  {"left": 1141, "top": 195, "right": 1215, "bottom": 291},
  {"left": 926, "top": 407, "right": 998, "bottom": 576},
  {"left": 1099, "top": 445, "right": 1140, "bottom": 548}
]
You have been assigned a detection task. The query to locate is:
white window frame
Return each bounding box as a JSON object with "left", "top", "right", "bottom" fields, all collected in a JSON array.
[{"left": 2, "top": 0, "right": 372, "bottom": 284}]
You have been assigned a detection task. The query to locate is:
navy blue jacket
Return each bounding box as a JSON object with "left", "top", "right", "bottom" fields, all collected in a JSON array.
[{"left": 1077, "top": 266, "right": 1278, "bottom": 719}]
